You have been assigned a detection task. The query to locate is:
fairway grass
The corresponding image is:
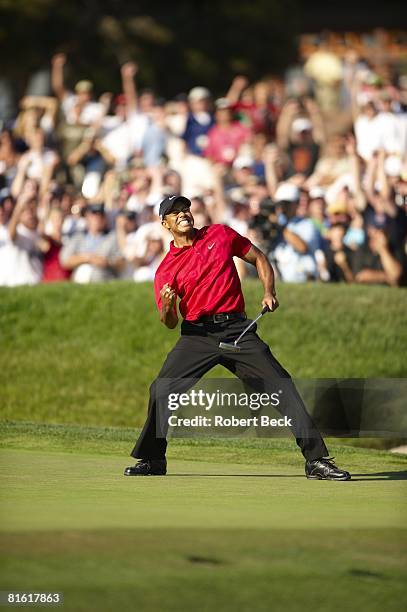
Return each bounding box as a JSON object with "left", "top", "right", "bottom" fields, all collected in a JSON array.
[{"left": 1, "top": 423, "right": 406, "bottom": 612}]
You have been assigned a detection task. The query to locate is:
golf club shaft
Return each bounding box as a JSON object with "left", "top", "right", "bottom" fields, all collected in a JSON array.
[{"left": 234, "top": 306, "right": 270, "bottom": 345}]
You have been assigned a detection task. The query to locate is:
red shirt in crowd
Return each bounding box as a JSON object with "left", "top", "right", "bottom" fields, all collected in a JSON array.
[
  {"left": 232, "top": 102, "right": 277, "bottom": 137},
  {"left": 204, "top": 122, "right": 251, "bottom": 165},
  {"left": 42, "top": 237, "right": 71, "bottom": 282},
  {"left": 154, "top": 224, "right": 252, "bottom": 321}
]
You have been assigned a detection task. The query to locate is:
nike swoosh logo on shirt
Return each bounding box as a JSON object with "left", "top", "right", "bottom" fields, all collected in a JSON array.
[
  {"left": 208, "top": 243, "right": 215, "bottom": 250},
  {"left": 169, "top": 195, "right": 176, "bottom": 200}
]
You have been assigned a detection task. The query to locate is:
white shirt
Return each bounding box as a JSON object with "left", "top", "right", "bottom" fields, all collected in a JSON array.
[
  {"left": 61, "top": 94, "right": 104, "bottom": 125},
  {"left": 273, "top": 217, "right": 318, "bottom": 283},
  {"left": 24, "top": 149, "right": 58, "bottom": 180},
  {"left": 101, "top": 111, "right": 149, "bottom": 169},
  {"left": 354, "top": 114, "right": 381, "bottom": 161},
  {"left": 170, "top": 153, "right": 216, "bottom": 198},
  {"left": 0, "top": 224, "right": 42, "bottom": 286}
]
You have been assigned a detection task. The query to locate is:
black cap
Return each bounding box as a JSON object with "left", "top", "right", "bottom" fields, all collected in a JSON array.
[
  {"left": 118, "top": 209, "right": 137, "bottom": 220},
  {"left": 85, "top": 203, "right": 105, "bottom": 215},
  {"left": 159, "top": 195, "right": 191, "bottom": 220}
]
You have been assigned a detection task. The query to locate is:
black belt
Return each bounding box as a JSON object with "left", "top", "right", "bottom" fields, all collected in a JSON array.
[{"left": 198, "top": 312, "right": 246, "bottom": 324}]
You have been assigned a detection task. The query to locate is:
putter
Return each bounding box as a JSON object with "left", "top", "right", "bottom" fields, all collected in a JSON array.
[{"left": 219, "top": 306, "right": 270, "bottom": 352}]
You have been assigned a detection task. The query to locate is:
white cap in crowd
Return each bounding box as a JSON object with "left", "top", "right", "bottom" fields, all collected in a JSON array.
[
  {"left": 308, "top": 186, "right": 326, "bottom": 200},
  {"left": 233, "top": 156, "right": 254, "bottom": 170},
  {"left": 274, "top": 183, "right": 300, "bottom": 202},
  {"left": 188, "top": 87, "right": 211, "bottom": 101},
  {"left": 292, "top": 117, "right": 312, "bottom": 133}
]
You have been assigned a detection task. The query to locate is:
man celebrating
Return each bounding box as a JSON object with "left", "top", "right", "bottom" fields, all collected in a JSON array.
[{"left": 125, "top": 195, "right": 351, "bottom": 480}]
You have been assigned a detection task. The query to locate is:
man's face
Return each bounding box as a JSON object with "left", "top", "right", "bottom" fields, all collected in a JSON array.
[
  {"left": 190, "top": 97, "right": 209, "bottom": 113},
  {"left": 279, "top": 200, "right": 298, "bottom": 219},
  {"left": 20, "top": 201, "right": 38, "bottom": 231},
  {"left": 215, "top": 108, "right": 232, "bottom": 123},
  {"left": 309, "top": 197, "right": 325, "bottom": 219},
  {"left": 77, "top": 91, "right": 91, "bottom": 105},
  {"left": 162, "top": 203, "right": 194, "bottom": 235},
  {"left": 329, "top": 225, "right": 345, "bottom": 249},
  {"left": 86, "top": 210, "right": 106, "bottom": 233}
]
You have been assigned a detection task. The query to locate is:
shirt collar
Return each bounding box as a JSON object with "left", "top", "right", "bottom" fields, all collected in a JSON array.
[{"left": 169, "top": 227, "right": 205, "bottom": 256}]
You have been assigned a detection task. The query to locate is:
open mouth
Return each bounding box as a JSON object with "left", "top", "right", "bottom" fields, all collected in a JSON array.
[{"left": 177, "top": 217, "right": 191, "bottom": 226}]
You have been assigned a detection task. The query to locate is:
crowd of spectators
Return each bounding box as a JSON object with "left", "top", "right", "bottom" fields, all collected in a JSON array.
[{"left": 0, "top": 33, "right": 406, "bottom": 288}]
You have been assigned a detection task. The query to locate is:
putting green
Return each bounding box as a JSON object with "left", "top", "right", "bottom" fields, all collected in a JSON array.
[{"left": 1, "top": 429, "right": 406, "bottom": 612}]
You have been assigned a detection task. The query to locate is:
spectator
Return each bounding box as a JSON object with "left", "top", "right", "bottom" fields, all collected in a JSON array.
[
  {"left": 11, "top": 127, "right": 58, "bottom": 198},
  {"left": 276, "top": 97, "right": 325, "bottom": 178},
  {"left": 0, "top": 131, "right": 20, "bottom": 188},
  {"left": 116, "top": 207, "right": 166, "bottom": 282},
  {"left": 182, "top": 87, "right": 214, "bottom": 156},
  {"left": 60, "top": 203, "right": 123, "bottom": 283},
  {"left": 351, "top": 222, "right": 403, "bottom": 287},
  {"left": 204, "top": 98, "right": 251, "bottom": 166},
  {"left": 1, "top": 196, "right": 42, "bottom": 286},
  {"left": 66, "top": 128, "right": 115, "bottom": 197},
  {"left": 51, "top": 53, "right": 104, "bottom": 126},
  {"left": 271, "top": 183, "right": 321, "bottom": 282},
  {"left": 1, "top": 33, "right": 406, "bottom": 288},
  {"left": 325, "top": 223, "right": 354, "bottom": 283},
  {"left": 226, "top": 76, "right": 276, "bottom": 138},
  {"left": 40, "top": 206, "right": 71, "bottom": 282}
]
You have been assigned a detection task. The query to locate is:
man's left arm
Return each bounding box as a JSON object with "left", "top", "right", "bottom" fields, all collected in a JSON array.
[{"left": 241, "top": 245, "right": 279, "bottom": 312}]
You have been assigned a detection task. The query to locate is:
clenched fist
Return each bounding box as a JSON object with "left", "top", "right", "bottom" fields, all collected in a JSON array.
[{"left": 160, "top": 283, "right": 176, "bottom": 311}]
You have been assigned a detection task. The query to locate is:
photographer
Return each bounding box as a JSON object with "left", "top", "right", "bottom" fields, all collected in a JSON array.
[{"left": 269, "top": 183, "right": 321, "bottom": 282}]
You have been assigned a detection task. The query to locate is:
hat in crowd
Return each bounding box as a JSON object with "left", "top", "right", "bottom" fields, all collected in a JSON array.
[
  {"left": 233, "top": 156, "right": 254, "bottom": 170},
  {"left": 75, "top": 80, "right": 93, "bottom": 94},
  {"left": 292, "top": 117, "right": 312, "bottom": 133},
  {"left": 215, "top": 97, "right": 232, "bottom": 110},
  {"left": 188, "top": 87, "right": 211, "bottom": 102},
  {"left": 159, "top": 195, "right": 191, "bottom": 220},
  {"left": 85, "top": 203, "right": 105, "bottom": 215},
  {"left": 119, "top": 209, "right": 137, "bottom": 220},
  {"left": 308, "top": 186, "right": 326, "bottom": 200},
  {"left": 384, "top": 155, "right": 402, "bottom": 177},
  {"left": 274, "top": 183, "right": 300, "bottom": 203},
  {"left": 327, "top": 201, "right": 348, "bottom": 215}
]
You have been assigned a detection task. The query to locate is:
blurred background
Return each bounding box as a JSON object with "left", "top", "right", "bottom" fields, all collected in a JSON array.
[{"left": 0, "top": 0, "right": 406, "bottom": 287}]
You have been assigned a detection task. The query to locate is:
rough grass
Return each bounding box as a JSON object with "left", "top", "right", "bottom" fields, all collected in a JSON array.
[{"left": 1, "top": 281, "right": 406, "bottom": 427}]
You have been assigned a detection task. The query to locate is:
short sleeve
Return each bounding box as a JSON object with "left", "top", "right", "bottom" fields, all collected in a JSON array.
[
  {"left": 223, "top": 225, "right": 252, "bottom": 258},
  {"left": 59, "top": 234, "right": 81, "bottom": 266},
  {"left": 154, "top": 273, "right": 164, "bottom": 311}
]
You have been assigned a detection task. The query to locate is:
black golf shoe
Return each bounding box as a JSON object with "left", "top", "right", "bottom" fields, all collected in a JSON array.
[
  {"left": 124, "top": 459, "right": 167, "bottom": 476},
  {"left": 305, "top": 457, "right": 351, "bottom": 481}
]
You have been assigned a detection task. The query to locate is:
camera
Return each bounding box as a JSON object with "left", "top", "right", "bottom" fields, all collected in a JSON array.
[{"left": 248, "top": 197, "right": 284, "bottom": 251}]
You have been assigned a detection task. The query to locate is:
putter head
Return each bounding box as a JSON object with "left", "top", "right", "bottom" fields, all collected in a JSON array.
[{"left": 218, "top": 341, "right": 241, "bottom": 352}]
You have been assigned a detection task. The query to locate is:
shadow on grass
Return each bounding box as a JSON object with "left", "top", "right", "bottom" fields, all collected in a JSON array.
[
  {"left": 166, "top": 473, "right": 303, "bottom": 478},
  {"left": 351, "top": 470, "right": 407, "bottom": 481},
  {"left": 166, "top": 470, "right": 407, "bottom": 480}
]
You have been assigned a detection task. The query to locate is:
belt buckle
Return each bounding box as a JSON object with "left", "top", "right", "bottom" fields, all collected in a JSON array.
[{"left": 213, "top": 313, "right": 226, "bottom": 323}]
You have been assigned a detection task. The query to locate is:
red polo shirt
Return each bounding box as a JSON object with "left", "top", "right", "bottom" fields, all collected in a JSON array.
[{"left": 154, "top": 224, "right": 252, "bottom": 321}]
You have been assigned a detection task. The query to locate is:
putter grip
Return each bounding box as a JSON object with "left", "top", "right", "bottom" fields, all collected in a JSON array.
[{"left": 261, "top": 305, "right": 270, "bottom": 315}]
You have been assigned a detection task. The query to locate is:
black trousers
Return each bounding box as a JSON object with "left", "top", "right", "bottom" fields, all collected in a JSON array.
[{"left": 131, "top": 317, "right": 328, "bottom": 462}]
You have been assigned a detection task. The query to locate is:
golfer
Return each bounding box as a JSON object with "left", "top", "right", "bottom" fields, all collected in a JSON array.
[{"left": 125, "top": 195, "right": 351, "bottom": 480}]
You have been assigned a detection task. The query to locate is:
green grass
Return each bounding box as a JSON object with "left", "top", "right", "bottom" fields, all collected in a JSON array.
[
  {"left": 1, "top": 423, "right": 406, "bottom": 612},
  {"left": 1, "top": 283, "right": 406, "bottom": 610},
  {"left": 1, "top": 281, "right": 406, "bottom": 426}
]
